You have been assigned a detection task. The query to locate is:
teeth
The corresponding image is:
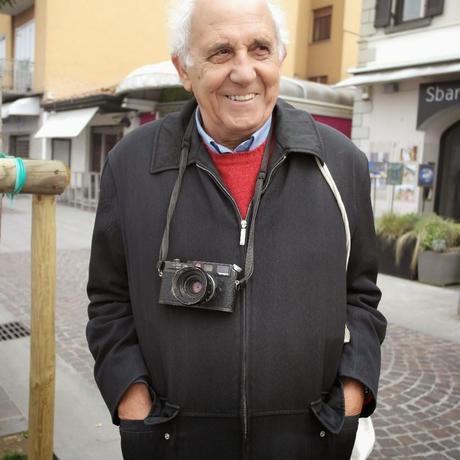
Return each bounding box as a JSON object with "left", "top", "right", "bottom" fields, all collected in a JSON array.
[{"left": 227, "top": 93, "right": 256, "bottom": 102}]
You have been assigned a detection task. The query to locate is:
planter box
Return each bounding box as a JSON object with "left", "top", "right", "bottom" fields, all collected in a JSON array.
[
  {"left": 377, "top": 236, "right": 418, "bottom": 280},
  {"left": 418, "top": 249, "right": 460, "bottom": 286}
]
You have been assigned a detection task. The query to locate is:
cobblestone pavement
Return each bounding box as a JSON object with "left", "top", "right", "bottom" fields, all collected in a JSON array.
[{"left": 0, "top": 249, "right": 459, "bottom": 459}]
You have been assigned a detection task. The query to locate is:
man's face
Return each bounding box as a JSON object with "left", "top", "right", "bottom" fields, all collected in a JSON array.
[{"left": 173, "top": 0, "right": 284, "bottom": 148}]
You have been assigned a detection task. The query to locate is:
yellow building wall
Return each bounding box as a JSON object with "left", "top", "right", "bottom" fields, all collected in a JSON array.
[
  {"left": 307, "top": 0, "right": 345, "bottom": 84},
  {"left": 2, "top": 0, "right": 361, "bottom": 97},
  {"left": 282, "top": 0, "right": 311, "bottom": 79},
  {"left": 340, "top": 0, "right": 361, "bottom": 80},
  {"left": 0, "top": 14, "right": 13, "bottom": 60},
  {"left": 34, "top": 0, "right": 47, "bottom": 93},
  {"left": 40, "top": 0, "right": 171, "bottom": 99}
]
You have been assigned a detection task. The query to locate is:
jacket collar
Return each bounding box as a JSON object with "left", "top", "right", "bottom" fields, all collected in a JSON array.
[{"left": 150, "top": 97, "right": 325, "bottom": 174}]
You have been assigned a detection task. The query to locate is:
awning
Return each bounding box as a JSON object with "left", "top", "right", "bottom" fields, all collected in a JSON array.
[
  {"left": 116, "top": 61, "right": 181, "bottom": 94},
  {"left": 280, "top": 77, "right": 354, "bottom": 106},
  {"left": 35, "top": 107, "right": 98, "bottom": 138},
  {"left": 1, "top": 96, "right": 41, "bottom": 119},
  {"left": 335, "top": 61, "right": 460, "bottom": 88}
]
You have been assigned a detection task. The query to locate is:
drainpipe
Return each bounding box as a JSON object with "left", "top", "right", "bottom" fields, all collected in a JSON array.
[{"left": 41, "top": 111, "right": 48, "bottom": 159}]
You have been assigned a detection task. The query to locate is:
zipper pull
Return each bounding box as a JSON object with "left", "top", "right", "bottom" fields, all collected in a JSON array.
[{"left": 240, "top": 220, "right": 248, "bottom": 246}]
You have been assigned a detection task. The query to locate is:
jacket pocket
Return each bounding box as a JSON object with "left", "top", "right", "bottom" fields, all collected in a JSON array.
[
  {"left": 119, "top": 398, "right": 180, "bottom": 460},
  {"left": 310, "top": 376, "right": 345, "bottom": 434}
]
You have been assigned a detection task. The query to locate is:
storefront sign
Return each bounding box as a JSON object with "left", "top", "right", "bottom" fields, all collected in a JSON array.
[
  {"left": 417, "top": 80, "right": 460, "bottom": 127},
  {"left": 418, "top": 163, "right": 435, "bottom": 187},
  {"left": 386, "top": 163, "right": 404, "bottom": 185}
]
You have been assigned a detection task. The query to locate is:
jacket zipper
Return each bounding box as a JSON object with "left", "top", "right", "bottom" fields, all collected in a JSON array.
[
  {"left": 261, "top": 155, "right": 287, "bottom": 193},
  {"left": 197, "top": 156, "right": 287, "bottom": 458},
  {"left": 196, "top": 163, "right": 251, "bottom": 246}
]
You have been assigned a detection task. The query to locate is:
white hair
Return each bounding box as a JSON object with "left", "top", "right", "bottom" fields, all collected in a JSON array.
[{"left": 168, "top": 0, "right": 289, "bottom": 67}]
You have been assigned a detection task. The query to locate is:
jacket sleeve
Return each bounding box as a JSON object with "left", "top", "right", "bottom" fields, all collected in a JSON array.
[
  {"left": 338, "top": 152, "right": 387, "bottom": 417},
  {"left": 86, "top": 159, "right": 149, "bottom": 425}
]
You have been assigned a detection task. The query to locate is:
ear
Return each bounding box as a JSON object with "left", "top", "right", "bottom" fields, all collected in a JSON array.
[
  {"left": 172, "top": 55, "right": 193, "bottom": 92},
  {"left": 279, "top": 45, "right": 287, "bottom": 66}
]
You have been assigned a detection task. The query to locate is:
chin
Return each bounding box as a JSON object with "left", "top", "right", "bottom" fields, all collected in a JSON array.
[{"left": 226, "top": 118, "right": 264, "bottom": 134}]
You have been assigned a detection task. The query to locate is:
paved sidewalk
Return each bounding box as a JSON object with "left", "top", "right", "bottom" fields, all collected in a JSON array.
[{"left": 0, "top": 196, "right": 459, "bottom": 459}]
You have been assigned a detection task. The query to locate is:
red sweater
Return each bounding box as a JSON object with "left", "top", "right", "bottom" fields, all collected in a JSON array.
[{"left": 206, "top": 142, "right": 267, "bottom": 219}]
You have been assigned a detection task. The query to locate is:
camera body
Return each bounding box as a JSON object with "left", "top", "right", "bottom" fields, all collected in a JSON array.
[{"left": 158, "top": 259, "right": 241, "bottom": 313}]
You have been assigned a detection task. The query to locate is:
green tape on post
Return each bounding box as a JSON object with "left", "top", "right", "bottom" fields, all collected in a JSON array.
[{"left": 0, "top": 153, "right": 28, "bottom": 204}]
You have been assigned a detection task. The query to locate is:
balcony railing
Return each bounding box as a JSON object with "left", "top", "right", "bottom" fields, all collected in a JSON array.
[{"left": 0, "top": 58, "right": 34, "bottom": 93}]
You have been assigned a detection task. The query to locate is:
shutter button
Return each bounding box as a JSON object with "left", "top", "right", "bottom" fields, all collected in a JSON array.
[
  {"left": 319, "top": 430, "right": 326, "bottom": 438},
  {"left": 164, "top": 433, "right": 170, "bottom": 440}
]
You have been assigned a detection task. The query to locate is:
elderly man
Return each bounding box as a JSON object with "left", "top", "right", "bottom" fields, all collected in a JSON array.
[{"left": 86, "top": 0, "right": 387, "bottom": 459}]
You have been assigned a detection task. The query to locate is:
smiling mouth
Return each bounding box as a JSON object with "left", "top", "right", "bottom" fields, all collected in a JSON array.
[{"left": 225, "top": 93, "right": 257, "bottom": 102}]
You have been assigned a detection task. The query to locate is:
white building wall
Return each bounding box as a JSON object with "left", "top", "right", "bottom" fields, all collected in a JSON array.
[
  {"left": 368, "top": 22, "right": 460, "bottom": 68},
  {"left": 363, "top": 81, "right": 428, "bottom": 217},
  {"left": 71, "top": 128, "right": 88, "bottom": 173}
]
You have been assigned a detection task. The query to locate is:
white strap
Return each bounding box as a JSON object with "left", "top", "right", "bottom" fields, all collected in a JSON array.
[
  {"left": 315, "top": 157, "right": 375, "bottom": 460},
  {"left": 314, "top": 157, "right": 351, "bottom": 270}
]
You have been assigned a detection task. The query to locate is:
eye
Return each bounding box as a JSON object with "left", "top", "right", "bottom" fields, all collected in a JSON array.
[
  {"left": 209, "top": 48, "right": 232, "bottom": 63},
  {"left": 253, "top": 45, "right": 271, "bottom": 57}
]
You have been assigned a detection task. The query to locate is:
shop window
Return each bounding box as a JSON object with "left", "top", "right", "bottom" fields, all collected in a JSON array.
[
  {"left": 312, "top": 6, "right": 332, "bottom": 42},
  {"left": 52, "top": 139, "right": 71, "bottom": 168},
  {"left": 374, "top": 0, "right": 444, "bottom": 29},
  {"left": 10, "top": 135, "right": 30, "bottom": 158},
  {"left": 308, "top": 75, "right": 329, "bottom": 84}
]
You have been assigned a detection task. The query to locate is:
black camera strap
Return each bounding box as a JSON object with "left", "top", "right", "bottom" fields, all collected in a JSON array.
[
  {"left": 235, "top": 127, "right": 273, "bottom": 290},
  {"left": 157, "top": 117, "right": 195, "bottom": 276},
  {"left": 157, "top": 112, "right": 274, "bottom": 291}
]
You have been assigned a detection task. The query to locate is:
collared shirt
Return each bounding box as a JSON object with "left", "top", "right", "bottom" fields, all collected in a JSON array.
[{"left": 195, "top": 108, "right": 272, "bottom": 154}]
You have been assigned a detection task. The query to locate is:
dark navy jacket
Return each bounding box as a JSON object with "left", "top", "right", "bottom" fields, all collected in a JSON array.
[{"left": 87, "top": 99, "right": 387, "bottom": 460}]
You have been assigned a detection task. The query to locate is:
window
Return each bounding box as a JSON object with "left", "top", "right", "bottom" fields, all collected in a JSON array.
[
  {"left": 396, "top": 0, "right": 425, "bottom": 23},
  {"left": 52, "top": 139, "right": 71, "bottom": 167},
  {"left": 313, "top": 6, "right": 332, "bottom": 42},
  {"left": 90, "top": 127, "right": 122, "bottom": 173},
  {"left": 374, "top": 0, "right": 444, "bottom": 28},
  {"left": 15, "top": 20, "right": 35, "bottom": 62},
  {"left": 308, "top": 75, "right": 329, "bottom": 84},
  {"left": 14, "top": 19, "right": 35, "bottom": 91},
  {"left": 9, "top": 135, "right": 30, "bottom": 158}
]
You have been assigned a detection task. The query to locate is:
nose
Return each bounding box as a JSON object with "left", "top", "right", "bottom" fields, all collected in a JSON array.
[{"left": 229, "top": 51, "right": 257, "bottom": 86}]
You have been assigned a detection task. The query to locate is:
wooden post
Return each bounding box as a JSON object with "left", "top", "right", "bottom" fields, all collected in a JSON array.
[
  {"left": 0, "top": 159, "right": 68, "bottom": 460},
  {"left": 28, "top": 194, "right": 56, "bottom": 460},
  {"left": 0, "top": 159, "right": 69, "bottom": 194}
]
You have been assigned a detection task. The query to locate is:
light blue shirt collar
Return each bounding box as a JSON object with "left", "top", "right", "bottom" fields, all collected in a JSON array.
[{"left": 195, "top": 108, "right": 272, "bottom": 154}]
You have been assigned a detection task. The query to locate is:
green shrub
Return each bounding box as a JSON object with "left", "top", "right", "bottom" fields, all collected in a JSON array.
[
  {"left": 394, "top": 213, "right": 460, "bottom": 271},
  {"left": 414, "top": 214, "right": 460, "bottom": 251},
  {"left": 1, "top": 453, "right": 27, "bottom": 460},
  {"left": 376, "top": 212, "right": 420, "bottom": 240}
]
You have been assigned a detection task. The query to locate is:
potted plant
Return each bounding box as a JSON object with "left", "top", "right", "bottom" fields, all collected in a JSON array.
[
  {"left": 397, "top": 214, "right": 460, "bottom": 286},
  {"left": 376, "top": 213, "right": 420, "bottom": 280}
]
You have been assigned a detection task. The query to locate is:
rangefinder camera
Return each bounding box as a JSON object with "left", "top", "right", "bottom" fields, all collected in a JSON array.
[{"left": 158, "top": 259, "right": 242, "bottom": 313}]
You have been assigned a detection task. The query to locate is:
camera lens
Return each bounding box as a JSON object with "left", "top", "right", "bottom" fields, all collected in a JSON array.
[{"left": 172, "top": 267, "right": 216, "bottom": 306}]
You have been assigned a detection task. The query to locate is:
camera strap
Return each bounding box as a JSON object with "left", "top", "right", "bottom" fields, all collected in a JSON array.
[
  {"left": 157, "top": 112, "right": 273, "bottom": 291},
  {"left": 235, "top": 127, "right": 274, "bottom": 290},
  {"left": 157, "top": 117, "right": 195, "bottom": 276}
]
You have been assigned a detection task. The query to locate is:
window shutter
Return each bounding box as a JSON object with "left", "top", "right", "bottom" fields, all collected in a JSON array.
[
  {"left": 426, "top": 0, "right": 444, "bottom": 17},
  {"left": 374, "top": 0, "right": 392, "bottom": 27}
]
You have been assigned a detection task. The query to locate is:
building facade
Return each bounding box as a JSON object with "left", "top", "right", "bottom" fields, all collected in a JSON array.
[
  {"left": 338, "top": 0, "right": 459, "bottom": 221},
  {"left": 284, "top": 0, "right": 362, "bottom": 84}
]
